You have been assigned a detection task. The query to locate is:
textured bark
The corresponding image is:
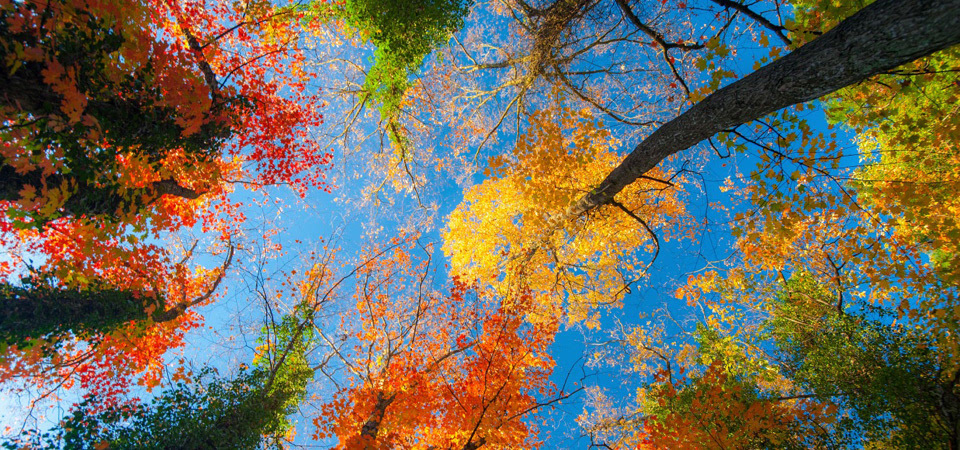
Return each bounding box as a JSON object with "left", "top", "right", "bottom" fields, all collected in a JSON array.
[
  {"left": 0, "top": 62, "right": 59, "bottom": 115},
  {"left": 565, "top": 0, "right": 960, "bottom": 218},
  {"left": 0, "top": 283, "right": 164, "bottom": 345},
  {"left": 0, "top": 164, "right": 201, "bottom": 219}
]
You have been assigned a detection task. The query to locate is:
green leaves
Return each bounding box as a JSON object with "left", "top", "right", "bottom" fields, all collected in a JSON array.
[
  {"left": 4, "top": 367, "right": 296, "bottom": 449},
  {"left": 767, "top": 275, "right": 952, "bottom": 448},
  {"left": 314, "top": 0, "right": 471, "bottom": 119}
]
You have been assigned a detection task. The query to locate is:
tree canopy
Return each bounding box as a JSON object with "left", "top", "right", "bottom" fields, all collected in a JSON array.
[{"left": 2, "top": 0, "right": 960, "bottom": 448}]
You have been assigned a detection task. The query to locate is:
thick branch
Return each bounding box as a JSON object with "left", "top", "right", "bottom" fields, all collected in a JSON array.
[
  {"left": 173, "top": 15, "right": 221, "bottom": 99},
  {"left": 566, "top": 0, "right": 960, "bottom": 219},
  {"left": 0, "top": 283, "right": 164, "bottom": 346}
]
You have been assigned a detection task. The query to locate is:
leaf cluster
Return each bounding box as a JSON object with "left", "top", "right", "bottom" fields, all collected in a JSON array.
[
  {"left": 313, "top": 0, "right": 471, "bottom": 119},
  {"left": 4, "top": 366, "right": 298, "bottom": 449}
]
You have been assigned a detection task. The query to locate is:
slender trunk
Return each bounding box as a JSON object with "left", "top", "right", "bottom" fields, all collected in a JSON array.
[
  {"left": 359, "top": 392, "right": 395, "bottom": 448},
  {"left": 565, "top": 0, "right": 960, "bottom": 218}
]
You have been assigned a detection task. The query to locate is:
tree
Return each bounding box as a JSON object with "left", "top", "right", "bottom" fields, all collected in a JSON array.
[
  {"left": 0, "top": 0, "right": 327, "bottom": 408},
  {"left": 437, "top": 0, "right": 960, "bottom": 444},
  {"left": 4, "top": 367, "right": 305, "bottom": 449},
  {"left": 576, "top": 304, "right": 837, "bottom": 449},
  {"left": 564, "top": 0, "right": 960, "bottom": 218},
  {"left": 0, "top": 0, "right": 231, "bottom": 219},
  {"left": 767, "top": 275, "right": 958, "bottom": 448},
  {"left": 5, "top": 0, "right": 960, "bottom": 445},
  {"left": 315, "top": 0, "right": 472, "bottom": 120},
  {"left": 0, "top": 0, "right": 328, "bottom": 223},
  {"left": 441, "top": 0, "right": 960, "bottom": 329},
  {"left": 434, "top": 0, "right": 960, "bottom": 337},
  {"left": 0, "top": 242, "right": 232, "bottom": 411},
  {"left": 578, "top": 273, "right": 960, "bottom": 448},
  {"left": 444, "top": 102, "right": 691, "bottom": 326},
  {"left": 660, "top": 1, "right": 960, "bottom": 444},
  {"left": 3, "top": 293, "right": 315, "bottom": 449},
  {"left": 661, "top": 25, "right": 960, "bottom": 437},
  {"left": 310, "top": 239, "right": 567, "bottom": 448}
]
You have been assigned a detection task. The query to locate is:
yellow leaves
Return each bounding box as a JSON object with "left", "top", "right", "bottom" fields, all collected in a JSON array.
[
  {"left": 676, "top": 271, "right": 722, "bottom": 305},
  {"left": 36, "top": 182, "right": 71, "bottom": 218},
  {"left": 16, "top": 185, "right": 37, "bottom": 210},
  {"left": 444, "top": 104, "right": 690, "bottom": 325},
  {"left": 688, "top": 86, "right": 712, "bottom": 103}
]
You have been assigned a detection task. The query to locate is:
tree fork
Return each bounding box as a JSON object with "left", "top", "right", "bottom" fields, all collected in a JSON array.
[{"left": 565, "top": 0, "right": 960, "bottom": 219}]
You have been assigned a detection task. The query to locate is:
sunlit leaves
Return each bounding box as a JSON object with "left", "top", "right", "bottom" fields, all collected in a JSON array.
[
  {"left": 445, "top": 103, "right": 691, "bottom": 326},
  {"left": 313, "top": 240, "right": 557, "bottom": 448}
]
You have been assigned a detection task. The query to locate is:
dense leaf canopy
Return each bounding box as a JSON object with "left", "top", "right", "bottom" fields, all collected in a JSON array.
[{"left": 2, "top": 0, "right": 959, "bottom": 448}]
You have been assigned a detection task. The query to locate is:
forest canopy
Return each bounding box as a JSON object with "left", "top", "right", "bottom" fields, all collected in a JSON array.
[{"left": 1, "top": 0, "right": 959, "bottom": 448}]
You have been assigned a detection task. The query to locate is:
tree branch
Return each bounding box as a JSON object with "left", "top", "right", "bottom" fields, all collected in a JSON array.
[
  {"left": 710, "top": 0, "right": 791, "bottom": 45},
  {"left": 566, "top": 0, "right": 960, "bottom": 220}
]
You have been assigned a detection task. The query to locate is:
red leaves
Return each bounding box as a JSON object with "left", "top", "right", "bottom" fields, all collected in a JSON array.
[
  {"left": 0, "top": 0, "right": 331, "bottom": 406},
  {"left": 456, "top": 333, "right": 469, "bottom": 348},
  {"left": 313, "top": 242, "right": 557, "bottom": 448}
]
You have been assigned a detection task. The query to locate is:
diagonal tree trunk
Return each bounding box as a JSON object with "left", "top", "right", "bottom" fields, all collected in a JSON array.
[{"left": 564, "top": 0, "right": 960, "bottom": 219}]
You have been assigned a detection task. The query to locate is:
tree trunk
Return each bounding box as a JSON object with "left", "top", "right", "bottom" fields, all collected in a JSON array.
[
  {"left": 0, "top": 283, "right": 164, "bottom": 345},
  {"left": 0, "top": 165, "right": 201, "bottom": 219},
  {"left": 358, "top": 391, "right": 395, "bottom": 448},
  {"left": 565, "top": 0, "right": 960, "bottom": 218}
]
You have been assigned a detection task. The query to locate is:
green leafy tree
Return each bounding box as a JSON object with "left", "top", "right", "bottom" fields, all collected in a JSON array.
[
  {"left": 345, "top": 0, "right": 471, "bottom": 115},
  {"left": 310, "top": 0, "right": 472, "bottom": 147},
  {"left": 4, "top": 366, "right": 304, "bottom": 449},
  {"left": 768, "top": 275, "right": 959, "bottom": 448},
  {"left": 3, "top": 294, "right": 315, "bottom": 449}
]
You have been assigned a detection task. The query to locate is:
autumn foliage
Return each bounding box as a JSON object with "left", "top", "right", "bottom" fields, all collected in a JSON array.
[
  {"left": 3, "top": 0, "right": 960, "bottom": 447},
  {"left": 0, "top": 0, "right": 327, "bottom": 405},
  {"left": 312, "top": 241, "right": 559, "bottom": 448},
  {"left": 445, "top": 103, "right": 691, "bottom": 326}
]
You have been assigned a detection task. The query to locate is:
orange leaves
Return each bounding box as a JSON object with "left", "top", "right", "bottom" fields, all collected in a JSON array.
[
  {"left": 0, "top": 226, "right": 227, "bottom": 404},
  {"left": 40, "top": 59, "right": 86, "bottom": 124},
  {"left": 0, "top": 0, "right": 332, "bottom": 411},
  {"left": 583, "top": 331, "right": 832, "bottom": 449},
  {"left": 0, "top": 309, "right": 202, "bottom": 408},
  {"left": 640, "top": 364, "right": 802, "bottom": 449},
  {"left": 313, "top": 241, "right": 556, "bottom": 449}
]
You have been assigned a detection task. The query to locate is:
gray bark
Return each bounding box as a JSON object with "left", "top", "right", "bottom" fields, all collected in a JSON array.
[{"left": 565, "top": 0, "right": 960, "bottom": 218}]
